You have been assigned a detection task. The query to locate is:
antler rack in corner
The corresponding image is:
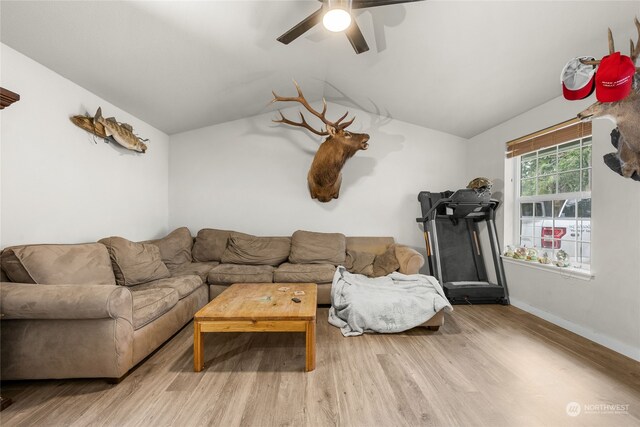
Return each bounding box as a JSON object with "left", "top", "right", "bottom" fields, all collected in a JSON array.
[{"left": 0, "top": 87, "right": 20, "bottom": 109}]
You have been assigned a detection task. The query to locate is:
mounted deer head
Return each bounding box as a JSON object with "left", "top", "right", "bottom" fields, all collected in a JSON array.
[
  {"left": 271, "top": 81, "right": 370, "bottom": 202},
  {"left": 578, "top": 18, "right": 640, "bottom": 179}
]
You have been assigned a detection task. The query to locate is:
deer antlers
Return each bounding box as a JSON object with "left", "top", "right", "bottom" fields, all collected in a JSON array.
[
  {"left": 631, "top": 17, "right": 640, "bottom": 67},
  {"left": 581, "top": 17, "right": 640, "bottom": 70},
  {"left": 271, "top": 81, "right": 355, "bottom": 135}
]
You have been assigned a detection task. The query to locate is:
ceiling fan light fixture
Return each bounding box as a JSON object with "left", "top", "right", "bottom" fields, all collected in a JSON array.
[
  {"left": 323, "top": 9, "right": 351, "bottom": 32},
  {"left": 323, "top": 0, "right": 352, "bottom": 32}
]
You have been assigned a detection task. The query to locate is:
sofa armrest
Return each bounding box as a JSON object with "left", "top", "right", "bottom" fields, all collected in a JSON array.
[
  {"left": 0, "top": 282, "right": 132, "bottom": 323},
  {"left": 394, "top": 245, "right": 425, "bottom": 275}
]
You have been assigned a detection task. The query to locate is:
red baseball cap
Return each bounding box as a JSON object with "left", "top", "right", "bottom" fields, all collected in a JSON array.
[
  {"left": 595, "top": 52, "right": 636, "bottom": 102},
  {"left": 561, "top": 56, "right": 597, "bottom": 100}
]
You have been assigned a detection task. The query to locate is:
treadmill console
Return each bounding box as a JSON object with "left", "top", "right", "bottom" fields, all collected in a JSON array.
[{"left": 417, "top": 189, "right": 498, "bottom": 221}]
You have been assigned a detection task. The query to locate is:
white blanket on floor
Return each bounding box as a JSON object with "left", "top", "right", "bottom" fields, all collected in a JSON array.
[{"left": 328, "top": 267, "right": 453, "bottom": 337}]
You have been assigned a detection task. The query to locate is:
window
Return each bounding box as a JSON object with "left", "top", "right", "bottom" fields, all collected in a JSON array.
[
  {"left": 517, "top": 136, "right": 592, "bottom": 269},
  {"left": 506, "top": 119, "right": 593, "bottom": 271}
]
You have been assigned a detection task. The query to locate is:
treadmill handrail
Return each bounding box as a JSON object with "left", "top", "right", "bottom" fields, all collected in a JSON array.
[{"left": 416, "top": 197, "right": 453, "bottom": 223}]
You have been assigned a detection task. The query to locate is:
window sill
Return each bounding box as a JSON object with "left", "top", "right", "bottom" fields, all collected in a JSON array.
[{"left": 501, "top": 255, "right": 594, "bottom": 281}]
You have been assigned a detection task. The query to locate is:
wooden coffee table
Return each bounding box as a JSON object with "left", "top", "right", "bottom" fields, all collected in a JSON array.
[{"left": 193, "top": 283, "right": 317, "bottom": 372}]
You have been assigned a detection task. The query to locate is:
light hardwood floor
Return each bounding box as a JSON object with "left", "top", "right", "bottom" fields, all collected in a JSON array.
[{"left": 1, "top": 305, "right": 639, "bottom": 426}]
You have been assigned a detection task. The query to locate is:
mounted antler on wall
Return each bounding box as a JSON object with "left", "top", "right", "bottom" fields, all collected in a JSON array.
[
  {"left": 271, "top": 81, "right": 370, "bottom": 202},
  {"left": 577, "top": 18, "right": 640, "bottom": 180}
]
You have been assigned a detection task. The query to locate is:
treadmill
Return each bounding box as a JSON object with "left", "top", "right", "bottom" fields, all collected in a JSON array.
[{"left": 416, "top": 189, "right": 509, "bottom": 305}]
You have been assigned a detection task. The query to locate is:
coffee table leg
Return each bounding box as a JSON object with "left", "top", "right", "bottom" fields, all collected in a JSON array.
[
  {"left": 194, "top": 321, "right": 204, "bottom": 372},
  {"left": 305, "top": 319, "right": 316, "bottom": 372}
]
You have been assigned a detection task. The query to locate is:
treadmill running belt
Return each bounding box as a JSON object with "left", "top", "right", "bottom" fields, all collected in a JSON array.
[{"left": 436, "top": 220, "right": 482, "bottom": 283}]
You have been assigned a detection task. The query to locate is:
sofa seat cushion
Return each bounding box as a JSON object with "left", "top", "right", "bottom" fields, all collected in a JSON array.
[
  {"left": 99, "top": 237, "right": 170, "bottom": 286},
  {"left": 207, "top": 264, "right": 274, "bottom": 285},
  {"left": 274, "top": 263, "right": 336, "bottom": 284},
  {"left": 1, "top": 244, "right": 116, "bottom": 285},
  {"left": 289, "top": 230, "right": 346, "bottom": 265},
  {"left": 168, "top": 261, "right": 219, "bottom": 281},
  {"left": 221, "top": 235, "right": 291, "bottom": 266},
  {"left": 130, "top": 287, "right": 179, "bottom": 329},
  {"left": 135, "top": 275, "right": 203, "bottom": 300},
  {"left": 146, "top": 227, "right": 193, "bottom": 268}
]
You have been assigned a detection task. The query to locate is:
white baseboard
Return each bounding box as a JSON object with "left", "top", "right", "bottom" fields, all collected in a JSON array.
[{"left": 510, "top": 297, "right": 640, "bottom": 362}]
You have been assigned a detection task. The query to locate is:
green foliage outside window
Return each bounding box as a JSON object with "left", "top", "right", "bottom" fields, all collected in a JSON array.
[{"left": 519, "top": 138, "right": 591, "bottom": 196}]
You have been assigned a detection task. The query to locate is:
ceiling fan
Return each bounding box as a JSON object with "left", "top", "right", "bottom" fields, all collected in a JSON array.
[{"left": 277, "top": 0, "right": 425, "bottom": 54}]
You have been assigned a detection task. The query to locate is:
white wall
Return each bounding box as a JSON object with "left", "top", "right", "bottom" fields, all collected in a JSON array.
[
  {"left": 169, "top": 103, "right": 469, "bottom": 260},
  {"left": 466, "top": 96, "right": 640, "bottom": 361},
  {"left": 1, "top": 44, "right": 170, "bottom": 246}
]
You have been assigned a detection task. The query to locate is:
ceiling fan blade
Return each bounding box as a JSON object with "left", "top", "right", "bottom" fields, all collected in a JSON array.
[
  {"left": 352, "top": 0, "right": 425, "bottom": 9},
  {"left": 277, "top": 7, "right": 324, "bottom": 45},
  {"left": 345, "top": 20, "right": 369, "bottom": 54}
]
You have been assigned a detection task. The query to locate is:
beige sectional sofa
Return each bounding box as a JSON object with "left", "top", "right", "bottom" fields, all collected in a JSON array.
[
  {"left": 190, "top": 229, "right": 425, "bottom": 305},
  {"left": 0, "top": 227, "right": 430, "bottom": 381},
  {"left": 0, "top": 236, "right": 208, "bottom": 381}
]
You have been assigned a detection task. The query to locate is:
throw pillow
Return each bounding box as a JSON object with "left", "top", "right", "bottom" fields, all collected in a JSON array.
[
  {"left": 1, "top": 248, "right": 36, "bottom": 283},
  {"left": 99, "top": 236, "right": 170, "bottom": 286},
  {"left": 372, "top": 244, "right": 400, "bottom": 277},
  {"left": 221, "top": 234, "right": 291, "bottom": 266},
  {"left": 289, "top": 230, "right": 346, "bottom": 265},
  {"left": 344, "top": 250, "right": 375, "bottom": 276}
]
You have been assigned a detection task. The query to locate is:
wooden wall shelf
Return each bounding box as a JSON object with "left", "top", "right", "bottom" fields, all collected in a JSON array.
[{"left": 0, "top": 87, "right": 20, "bottom": 109}]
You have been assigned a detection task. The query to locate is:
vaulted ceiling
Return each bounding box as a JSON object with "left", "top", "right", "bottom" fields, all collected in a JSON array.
[{"left": 1, "top": 1, "right": 638, "bottom": 138}]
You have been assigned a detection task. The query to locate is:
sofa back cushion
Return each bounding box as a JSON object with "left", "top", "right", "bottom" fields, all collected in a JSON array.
[
  {"left": 146, "top": 227, "right": 193, "bottom": 268},
  {"left": 99, "top": 237, "right": 170, "bottom": 286},
  {"left": 221, "top": 234, "right": 291, "bottom": 266},
  {"left": 1, "top": 244, "right": 116, "bottom": 285},
  {"left": 346, "top": 237, "right": 395, "bottom": 256},
  {"left": 192, "top": 229, "right": 251, "bottom": 262},
  {"left": 289, "top": 230, "right": 346, "bottom": 265}
]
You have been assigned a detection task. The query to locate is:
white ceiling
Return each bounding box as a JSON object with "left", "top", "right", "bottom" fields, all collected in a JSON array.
[{"left": 1, "top": 1, "right": 639, "bottom": 138}]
